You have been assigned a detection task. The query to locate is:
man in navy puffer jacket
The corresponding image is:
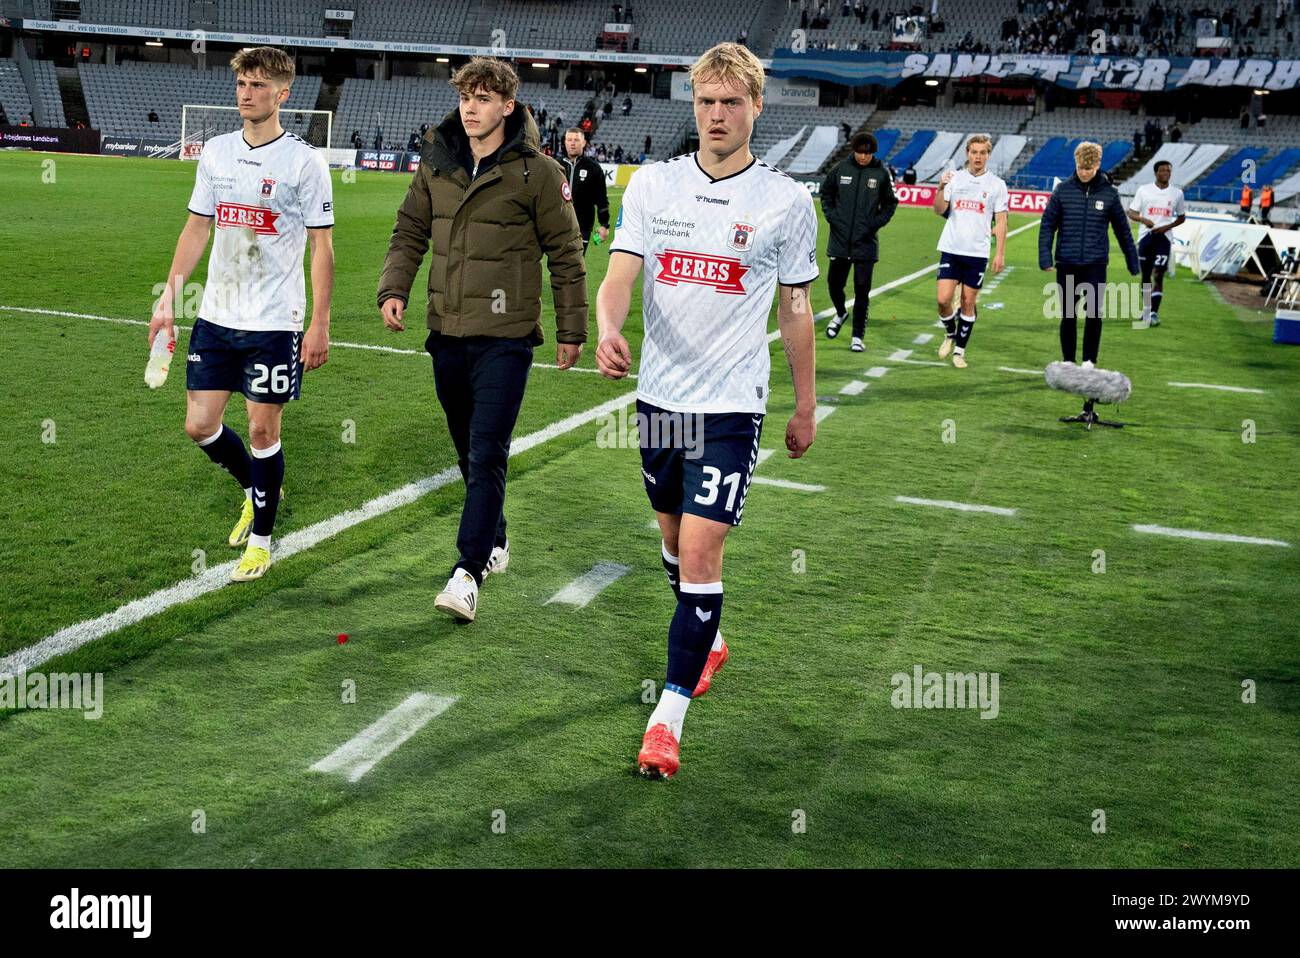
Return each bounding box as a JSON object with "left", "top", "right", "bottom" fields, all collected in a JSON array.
[{"left": 1039, "top": 141, "right": 1139, "bottom": 421}]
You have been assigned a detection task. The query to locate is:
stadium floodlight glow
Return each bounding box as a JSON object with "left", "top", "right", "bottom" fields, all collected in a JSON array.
[
  {"left": 924, "top": 79, "right": 940, "bottom": 86},
  {"left": 145, "top": 41, "right": 163, "bottom": 47},
  {"left": 634, "top": 67, "right": 647, "bottom": 73},
  {"left": 436, "top": 57, "right": 450, "bottom": 63},
  {"left": 1254, "top": 88, "right": 1269, "bottom": 95},
  {"left": 532, "top": 62, "right": 550, "bottom": 68}
]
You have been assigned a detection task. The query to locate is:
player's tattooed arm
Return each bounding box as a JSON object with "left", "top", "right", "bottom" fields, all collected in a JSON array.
[{"left": 778, "top": 281, "right": 817, "bottom": 458}]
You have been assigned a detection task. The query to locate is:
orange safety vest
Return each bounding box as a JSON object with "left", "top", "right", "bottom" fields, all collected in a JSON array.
[
  {"left": 1261, "top": 187, "right": 1273, "bottom": 209},
  {"left": 1240, "top": 186, "right": 1252, "bottom": 208}
]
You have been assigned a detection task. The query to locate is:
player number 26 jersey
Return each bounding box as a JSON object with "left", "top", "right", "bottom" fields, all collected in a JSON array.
[
  {"left": 610, "top": 154, "right": 819, "bottom": 415},
  {"left": 187, "top": 130, "right": 334, "bottom": 332}
]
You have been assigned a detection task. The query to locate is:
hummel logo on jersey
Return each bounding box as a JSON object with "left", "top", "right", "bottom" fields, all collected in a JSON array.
[
  {"left": 654, "top": 250, "right": 749, "bottom": 295},
  {"left": 216, "top": 202, "right": 281, "bottom": 235},
  {"left": 694, "top": 193, "right": 730, "bottom": 205},
  {"left": 695, "top": 607, "right": 713, "bottom": 622}
]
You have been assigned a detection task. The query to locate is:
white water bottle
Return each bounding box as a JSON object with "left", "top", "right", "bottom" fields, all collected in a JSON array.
[{"left": 145, "top": 330, "right": 175, "bottom": 389}]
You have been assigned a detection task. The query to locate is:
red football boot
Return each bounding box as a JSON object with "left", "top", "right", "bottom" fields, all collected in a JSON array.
[
  {"left": 692, "top": 638, "right": 729, "bottom": 698},
  {"left": 637, "top": 723, "right": 681, "bottom": 779}
]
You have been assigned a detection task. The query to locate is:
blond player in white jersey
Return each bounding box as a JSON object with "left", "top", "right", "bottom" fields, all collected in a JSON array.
[
  {"left": 148, "top": 47, "right": 334, "bottom": 582},
  {"left": 1127, "top": 160, "right": 1186, "bottom": 327},
  {"left": 596, "top": 43, "right": 818, "bottom": 779},
  {"left": 932, "top": 134, "right": 1008, "bottom": 368}
]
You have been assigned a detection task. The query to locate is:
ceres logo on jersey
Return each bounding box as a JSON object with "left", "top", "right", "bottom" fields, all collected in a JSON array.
[
  {"left": 655, "top": 249, "right": 749, "bottom": 295},
  {"left": 727, "top": 221, "right": 755, "bottom": 252},
  {"left": 216, "top": 202, "right": 281, "bottom": 235},
  {"left": 953, "top": 198, "right": 985, "bottom": 213}
]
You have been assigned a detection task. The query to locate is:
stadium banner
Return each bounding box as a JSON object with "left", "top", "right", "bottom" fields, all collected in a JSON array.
[
  {"left": 16, "top": 18, "right": 721, "bottom": 68},
  {"left": 672, "top": 73, "right": 819, "bottom": 105},
  {"left": 323, "top": 147, "right": 357, "bottom": 168},
  {"left": 357, "top": 150, "right": 404, "bottom": 172},
  {"left": 1172, "top": 219, "right": 1271, "bottom": 280},
  {"left": 599, "top": 163, "right": 642, "bottom": 188},
  {"left": 886, "top": 182, "right": 1052, "bottom": 213},
  {"left": 0, "top": 125, "right": 100, "bottom": 153},
  {"left": 100, "top": 135, "right": 146, "bottom": 157},
  {"left": 769, "top": 50, "right": 1300, "bottom": 92}
]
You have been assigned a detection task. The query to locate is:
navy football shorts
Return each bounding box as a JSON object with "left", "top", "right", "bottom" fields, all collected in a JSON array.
[
  {"left": 185, "top": 317, "right": 303, "bottom": 404},
  {"left": 937, "top": 252, "right": 989, "bottom": 289},
  {"left": 636, "top": 399, "right": 763, "bottom": 527},
  {"left": 1139, "top": 232, "right": 1172, "bottom": 278}
]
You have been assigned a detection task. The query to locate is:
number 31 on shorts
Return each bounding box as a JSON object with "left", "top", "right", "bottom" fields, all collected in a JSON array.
[{"left": 695, "top": 467, "right": 743, "bottom": 513}]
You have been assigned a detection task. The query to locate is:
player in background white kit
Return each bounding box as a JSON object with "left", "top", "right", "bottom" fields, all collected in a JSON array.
[
  {"left": 932, "top": 134, "right": 1008, "bottom": 368},
  {"left": 148, "top": 47, "right": 334, "bottom": 582},
  {"left": 1127, "top": 160, "right": 1186, "bottom": 327},
  {"left": 595, "top": 43, "right": 818, "bottom": 779}
]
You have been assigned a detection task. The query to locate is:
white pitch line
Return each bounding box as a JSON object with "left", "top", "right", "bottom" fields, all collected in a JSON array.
[
  {"left": 1132, "top": 524, "right": 1290, "bottom": 548},
  {"left": 1167, "top": 382, "right": 1266, "bottom": 395},
  {"left": 0, "top": 305, "right": 634, "bottom": 371},
  {"left": 752, "top": 476, "right": 826, "bottom": 492},
  {"left": 839, "top": 380, "right": 869, "bottom": 396},
  {"left": 546, "top": 562, "right": 632, "bottom": 608},
  {"left": 888, "top": 349, "right": 914, "bottom": 362},
  {"left": 311, "top": 693, "right": 457, "bottom": 783},
  {"left": 756, "top": 448, "right": 776, "bottom": 466},
  {"left": 814, "top": 404, "right": 837, "bottom": 423},
  {"left": 1, "top": 390, "right": 639, "bottom": 677},
  {"left": 999, "top": 366, "right": 1043, "bottom": 376},
  {"left": 895, "top": 495, "right": 1018, "bottom": 516},
  {"left": 864, "top": 366, "right": 890, "bottom": 378},
  {"left": 913, "top": 333, "right": 934, "bottom": 345},
  {"left": 896, "top": 357, "right": 948, "bottom": 367}
]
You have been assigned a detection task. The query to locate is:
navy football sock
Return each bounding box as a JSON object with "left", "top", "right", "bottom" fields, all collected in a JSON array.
[
  {"left": 664, "top": 582, "right": 723, "bottom": 695},
  {"left": 1150, "top": 290, "right": 1163, "bottom": 319},
  {"left": 941, "top": 311, "right": 958, "bottom": 337},
  {"left": 954, "top": 314, "right": 976, "bottom": 353},
  {"left": 197, "top": 425, "right": 253, "bottom": 491},
  {"left": 249, "top": 441, "right": 285, "bottom": 538},
  {"left": 660, "top": 540, "right": 681, "bottom": 600}
]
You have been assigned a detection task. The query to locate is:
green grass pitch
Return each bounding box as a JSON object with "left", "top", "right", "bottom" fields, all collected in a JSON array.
[{"left": 0, "top": 151, "right": 1296, "bottom": 867}]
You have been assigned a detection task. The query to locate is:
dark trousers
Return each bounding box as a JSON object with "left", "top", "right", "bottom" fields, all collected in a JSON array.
[
  {"left": 827, "top": 257, "right": 875, "bottom": 338},
  {"left": 1056, "top": 263, "right": 1108, "bottom": 364},
  {"left": 426, "top": 331, "right": 533, "bottom": 582}
]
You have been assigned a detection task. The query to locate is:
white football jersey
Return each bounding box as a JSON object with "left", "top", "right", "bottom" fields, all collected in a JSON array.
[
  {"left": 187, "top": 130, "right": 334, "bottom": 332},
  {"left": 937, "top": 168, "right": 1009, "bottom": 259},
  {"left": 1129, "top": 182, "right": 1186, "bottom": 242},
  {"left": 610, "top": 153, "right": 819, "bottom": 415}
]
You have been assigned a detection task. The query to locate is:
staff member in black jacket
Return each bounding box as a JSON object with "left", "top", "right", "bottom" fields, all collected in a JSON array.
[
  {"left": 1039, "top": 141, "right": 1140, "bottom": 423},
  {"left": 558, "top": 127, "right": 610, "bottom": 254},
  {"left": 820, "top": 132, "right": 898, "bottom": 352}
]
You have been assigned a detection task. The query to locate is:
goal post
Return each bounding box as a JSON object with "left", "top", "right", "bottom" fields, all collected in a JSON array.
[{"left": 180, "top": 104, "right": 333, "bottom": 159}]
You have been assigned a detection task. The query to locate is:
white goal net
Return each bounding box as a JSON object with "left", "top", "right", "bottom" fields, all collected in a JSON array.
[{"left": 180, "top": 104, "right": 333, "bottom": 159}]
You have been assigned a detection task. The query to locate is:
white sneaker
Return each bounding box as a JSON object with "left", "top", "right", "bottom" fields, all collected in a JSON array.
[
  {"left": 434, "top": 568, "right": 479, "bottom": 622},
  {"left": 826, "top": 313, "right": 846, "bottom": 338},
  {"left": 486, "top": 538, "right": 510, "bottom": 575},
  {"left": 1081, "top": 360, "right": 1095, "bottom": 370},
  {"left": 938, "top": 336, "right": 955, "bottom": 359},
  {"left": 850, "top": 336, "right": 865, "bottom": 352}
]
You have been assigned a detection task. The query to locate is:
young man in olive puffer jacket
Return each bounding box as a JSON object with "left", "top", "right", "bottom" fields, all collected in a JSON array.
[{"left": 378, "top": 57, "right": 588, "bottom": 623}]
